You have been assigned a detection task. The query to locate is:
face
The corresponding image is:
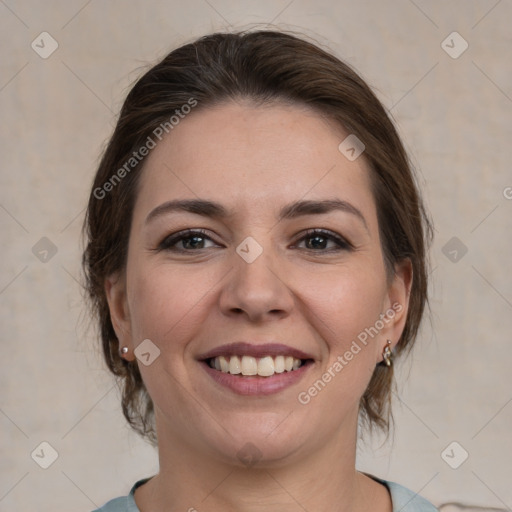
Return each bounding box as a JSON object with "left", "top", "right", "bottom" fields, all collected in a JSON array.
[{"left": 106, "top": 101, "right": 411, "bottom": 466}]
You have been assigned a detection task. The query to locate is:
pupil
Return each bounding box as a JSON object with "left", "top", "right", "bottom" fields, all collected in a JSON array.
[
  {"left": 307, "top": 235, "right": 326, "bottom": 249},
  {"left": 185, "top": 236, "right": 203, "bottom": 249}
]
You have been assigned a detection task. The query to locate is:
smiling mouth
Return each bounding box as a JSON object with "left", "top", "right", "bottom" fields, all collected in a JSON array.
[{"left": 205, "top": 355, "right": 313, "bottom": 377}]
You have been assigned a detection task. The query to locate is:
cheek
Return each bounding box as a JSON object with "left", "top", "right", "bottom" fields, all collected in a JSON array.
[
  {"left": 126, "top": 261, "right": 217, "bottom": 350},
  {"left": 303, "top": 262, "right": 387, "bottom": 346},
  {"left": 125, "top": 263, "right": 212, "bottom": 411},
  {"left": 296, "top": 259, "right": 387, "bottom": 406}
]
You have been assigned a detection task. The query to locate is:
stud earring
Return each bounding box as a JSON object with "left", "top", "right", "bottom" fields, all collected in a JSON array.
[
  {"left": 382, "top": 340, "right": 393, "bottom": 367},
  {"left": 119, "top": 346, "right": 129, "bottom": 357}
]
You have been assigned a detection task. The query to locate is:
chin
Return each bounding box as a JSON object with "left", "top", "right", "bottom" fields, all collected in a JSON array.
[{"left": 205, "top": 417, "right": 310, "bottom": 469}]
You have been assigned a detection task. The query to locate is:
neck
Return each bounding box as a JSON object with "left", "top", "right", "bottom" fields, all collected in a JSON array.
[{"left": 136, "top": 414, "right": 384, "bottom": 512}]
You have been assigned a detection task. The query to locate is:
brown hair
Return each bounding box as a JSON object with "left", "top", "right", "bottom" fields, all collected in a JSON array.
[{"left": 83, "top": 30, "right": 433, "bottom": 445}]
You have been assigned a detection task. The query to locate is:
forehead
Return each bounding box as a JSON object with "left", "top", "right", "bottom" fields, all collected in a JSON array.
[{"left": 134, "top": 101, "right": 376, "bottom": 222}]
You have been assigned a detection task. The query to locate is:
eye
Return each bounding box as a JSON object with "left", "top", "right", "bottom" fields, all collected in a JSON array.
[
  {"left": 294, "top": 229, "right": 352, "bottom": 252},
  {"left": 158, "top": 229, "right": 220, "bottom": 252}
]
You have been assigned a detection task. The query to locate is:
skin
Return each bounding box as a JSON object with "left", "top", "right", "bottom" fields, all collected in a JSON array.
[{"left": 106, "top": 100, "right": 412, "bottom": 512}]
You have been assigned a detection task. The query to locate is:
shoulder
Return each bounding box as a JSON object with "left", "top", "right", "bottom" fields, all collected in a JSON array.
[
  {"left": 91, "top": 478, "right": 150, "bottom": 512},
  {"left": 92, "top": 496, "right": 133, "bottom": 512},
  {"left": 386, "top": 480, "right": 438, "bottom": 511},
  {"left": 92, "top": 475, "right": 438, "bottom": 512},
  {"left": 365, "top": 473, "right": 438, "bottom": 512}
]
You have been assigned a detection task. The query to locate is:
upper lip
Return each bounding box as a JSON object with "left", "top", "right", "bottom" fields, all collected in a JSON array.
[{"left": 197, "top": 342, "right": 315, "bottom": 361}]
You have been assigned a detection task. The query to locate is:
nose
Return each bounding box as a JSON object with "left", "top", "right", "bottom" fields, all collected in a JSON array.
[{"left": 218, "top": 244, "right": 294, "bottom": 323}]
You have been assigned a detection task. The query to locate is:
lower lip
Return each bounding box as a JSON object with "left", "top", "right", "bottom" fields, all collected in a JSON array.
[{"left": 200, "top": 361, "right": 313, "bottom": 396}]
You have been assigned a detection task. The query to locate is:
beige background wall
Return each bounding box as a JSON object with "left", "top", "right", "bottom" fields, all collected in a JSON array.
[{"left": 1, "top": 1, "right": 511, "bottom": 510}]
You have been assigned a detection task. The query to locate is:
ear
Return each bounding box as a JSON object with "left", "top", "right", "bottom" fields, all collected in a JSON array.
[
  {"left": 105, "top": 271, "right": 135, "bottom": 361},
  {"left": 378, "top": 258, "right": 413, "bottom": 362}
]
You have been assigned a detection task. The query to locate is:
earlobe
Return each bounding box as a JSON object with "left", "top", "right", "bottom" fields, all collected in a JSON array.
[{"left": 104, "top": 272, "right": 134, "bottom": 358}]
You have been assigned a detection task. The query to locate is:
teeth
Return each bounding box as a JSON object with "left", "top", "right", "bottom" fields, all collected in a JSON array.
[
  {"left": 219, "top": 356, "right": 229, "bottom": 373},
  {"left": 209, "top": 355, "right": 304, "bottom": 377},
  {"left": 229, "top": 355, "right": 241, "bottom": 375},
  {"left": 274, "top": 355, "right": 285, "bottom": 373},
  {"left": 258, "top": 356, "right": 274, "bottom": 377},
  {"left": 241, "top": 356, "right": 258, "bottom": 375}
]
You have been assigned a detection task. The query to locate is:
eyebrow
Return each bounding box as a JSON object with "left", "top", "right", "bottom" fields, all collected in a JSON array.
[{"left": 145, "top": 198, "right": 368, "bottom": 230}]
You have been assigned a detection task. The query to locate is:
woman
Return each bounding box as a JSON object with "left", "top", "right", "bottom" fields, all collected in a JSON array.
[{"left": 84, "top": 30, "right": 437, "bottom": 511}]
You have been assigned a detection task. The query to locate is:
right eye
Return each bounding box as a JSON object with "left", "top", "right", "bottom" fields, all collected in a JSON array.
[{"left": 158, "top": 229, "right": 221, "bottom": 252}]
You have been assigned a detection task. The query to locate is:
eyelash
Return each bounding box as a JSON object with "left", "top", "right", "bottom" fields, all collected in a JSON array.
[{"left": 157, "top": 228, "right": 353, "bottom": 253}]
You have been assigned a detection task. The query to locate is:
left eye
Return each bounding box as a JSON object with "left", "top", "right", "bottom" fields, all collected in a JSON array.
[{"left": 294, "top": 229, "right": 351, "bottom": 251}]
